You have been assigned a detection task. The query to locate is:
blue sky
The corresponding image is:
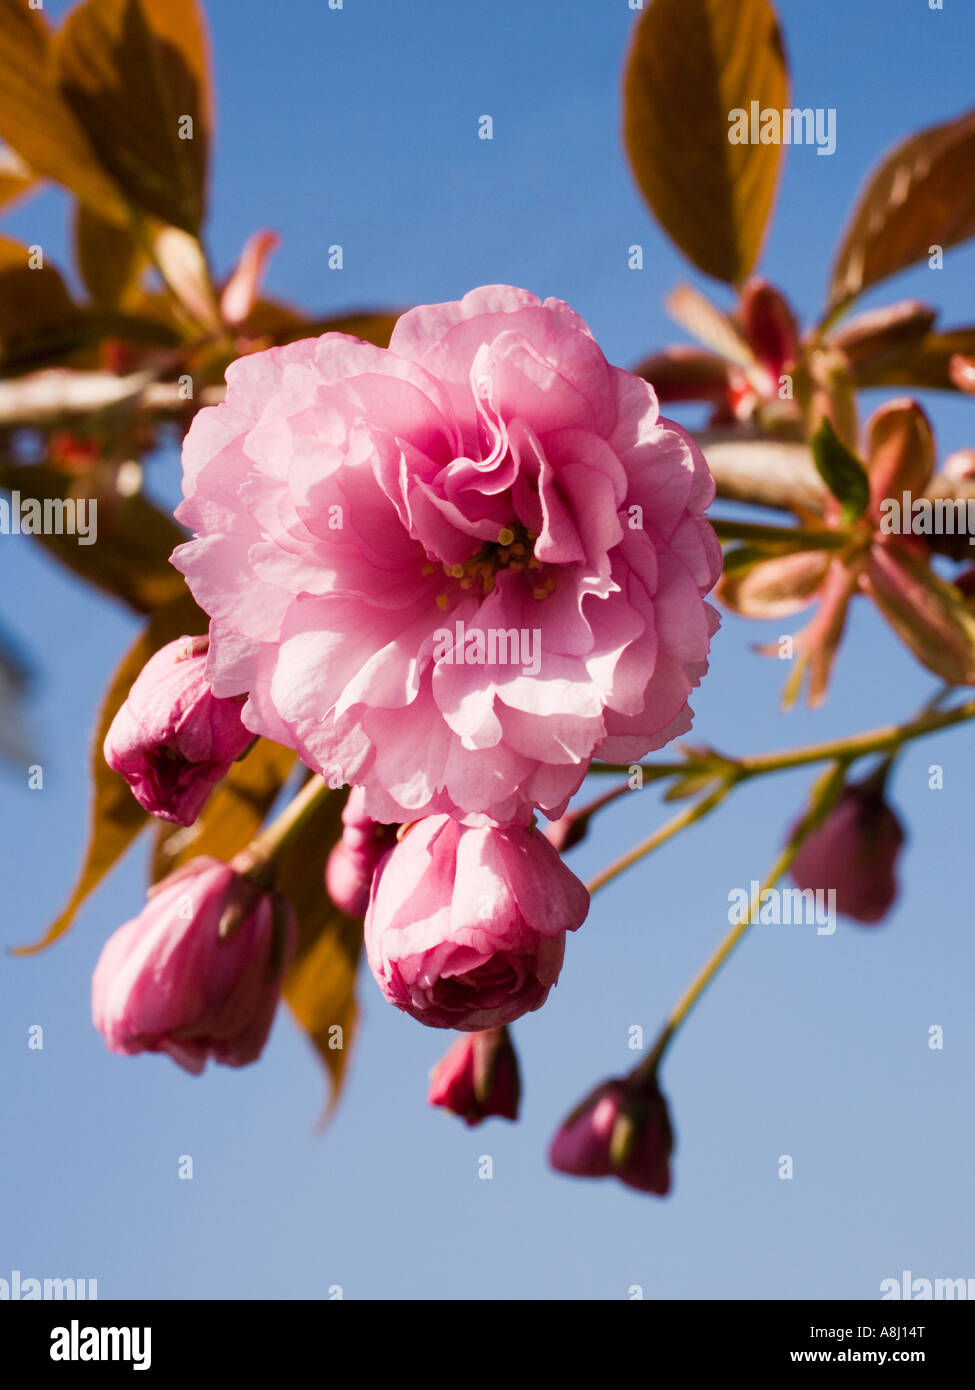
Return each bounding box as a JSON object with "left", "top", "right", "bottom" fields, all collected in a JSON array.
[{"left": 3, "top": 0, "right": 975, "bottom": 1299}]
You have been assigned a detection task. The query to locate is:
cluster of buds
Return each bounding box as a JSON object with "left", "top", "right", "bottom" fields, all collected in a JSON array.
[{"left": 95, "top": 629, "right": 592, "bottom": 1088}]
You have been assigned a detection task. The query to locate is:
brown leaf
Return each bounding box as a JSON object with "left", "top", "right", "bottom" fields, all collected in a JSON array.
[
  {"left": 828, "top": 107, "right": 975, "bottom": 314},
  {"left": 623, "top": 0, "right": 789, "bottom": 284},
  {"left": 261, "top": 308, "right": 403, "bottom": 349},
  {"left": 863, "top": 543, "right": 975, "bottom": 687},
  {"left": 276, "top": 788, "right": 363, "bottom": 1114},
  {"left": 54, "top": 0, "right": 212, "bottom": 234},
  {"left": 718, "top": 548, "right": 830, "bottom": 618},
  {"left": 849, "top": 327, "right": 975, "bottom": 392},
  {"left": 632, "top": 346, "right": 729, "bottom": 403},
  {"left": 0, "top": 144, "right": 37, "bottom": 212},
  {"left": 75, "top": 204, "right": 146, "bottom": 308},
  {"left": 0, "top": 236, "right": 82, "bottom": 353},
  {"left": 0, "top": 459, "right": 188, "bottom": 613},
  {"left": 13, "top": 590, "right": 206, "bottom": 956},
  {"left": 0, "top": 0, "right": 128, "bottom": 221},
  {"left": 151, "top": 739, "right": 296, "bottom": 883},
  {"left": 864, "top": 399, "right": 935, "bottom": 509}
]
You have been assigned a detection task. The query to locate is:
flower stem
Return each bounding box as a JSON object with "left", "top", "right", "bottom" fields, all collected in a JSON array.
[
  {"left": 590, "top": 695, "right": 975, "bottom": 785},
  {"left": 232, "top": 773, "right": 331, "bottom": 882},
  {"left": 710, "top": 517, "right": 849, "bottom": 549},
  {"left": 586, "top": 781, "right": 732, "bottom": 895},
  {"left": 638, "top": 760, "right": 849, "bottom": 1076}
]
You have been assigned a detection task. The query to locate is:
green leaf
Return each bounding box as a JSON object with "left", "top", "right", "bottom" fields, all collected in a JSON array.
[
  {"left": 810, "top": 417, "right": 870, "bottom": 523},
  {"left": 623, "top": 0, "right": 789, "bottom": 284},
  {"left": 54, "top": 0, "right": 211, "bottom": 234},
  {"left": 13, "top": 590, "right": 206, "bottom": 956},
  {"left": 828, "top": 107, "right": 975, "bottom": 314}
]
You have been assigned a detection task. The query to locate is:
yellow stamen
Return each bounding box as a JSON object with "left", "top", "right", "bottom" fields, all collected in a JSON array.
[{"left": 497, "top": 527, "right": 515, "bottom": 546}]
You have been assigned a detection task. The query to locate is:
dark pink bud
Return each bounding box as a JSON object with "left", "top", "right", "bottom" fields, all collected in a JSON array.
[
  {"left": 789, "top": 770, "right": 905, "bottom": 924},
  {"left": 325, "top": 787, "right": 397, "bottom": 917},
  {"left": 739, "top": 279, "right": 800, "bottom": 381},
  {"left": 428, "top": 1026, "right": 521, "bottom": 1126},
  {"left": 104, "top": 636, "right": 253, "bottom": 826},
  {"left": 549, "top": 1075, "right": 673, "bottom": 1195},
  {"left": 92, "top": 857, "right": 296, "bottom": 1074}
]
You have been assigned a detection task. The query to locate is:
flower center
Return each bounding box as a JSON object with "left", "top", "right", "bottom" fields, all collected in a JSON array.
[{"left": 425, "top": 523, "right": 557, "bottom": 608}]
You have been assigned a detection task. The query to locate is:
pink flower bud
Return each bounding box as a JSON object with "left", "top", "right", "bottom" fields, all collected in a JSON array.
[
  {"left": 789, "top": 771, "right": 905, "bottom": 924},
  {"left": 364, "top": 816, "right": 590, "bottom": 1031},
  {"left": 92, "top": 857, "right": 296, "bottom": 1074},
  {"left": 549, "top": 1076, "right": 673, "bottom": 1195},
  {"left": 104, "top": 637, "right": 254, "bottom": 826},
  {"left": 428, "top": 1026, "right": 521, "bottom": 1125},
  {"left": 739, "top": 279, "right": 799, "bottom": 382},
  {"left": 324, "top": 788, "right": 397, "bottom": 917}
]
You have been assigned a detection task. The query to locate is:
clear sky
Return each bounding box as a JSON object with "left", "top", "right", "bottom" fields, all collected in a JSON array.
[{"left": 3, "top": 0, "right": 975, "bottom": 1299}]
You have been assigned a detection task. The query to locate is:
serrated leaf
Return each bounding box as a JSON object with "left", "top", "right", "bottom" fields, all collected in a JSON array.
[
  {"left": 623, "top": 0, "right": 789, "bottom": 284},
  {"left": 828, "top": 107, "right": 975, "bottom": 314},
  {"left": 151, "top": 739, "right": 296, "bottom": 883},
  {"left": 275, "top": 787, "right": 363, "bottom": 1114},
  {"left": 54, "top": 0, "right": 211, "bottom": 234},
  {"left": 13, "top": 590, "right": 206, "bottom": 956},
  {"left": 810, "top": 417, "right": 870, "bottom": 523},
  {"left": 0, "top": 0, "right": 128, "bottom": 222}
]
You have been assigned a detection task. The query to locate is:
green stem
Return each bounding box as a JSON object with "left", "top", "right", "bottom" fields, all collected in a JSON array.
[
  {"left": 638, "top": 760, "right": 849, "bottom": 1076},
  {"left": 591, "top": 696, "right": 975, "bottom": 786},
  {"left": 232, "top": 773, "right": 331, "bottom": 882},
  {"left": 710, "top": 517, "right": 849, "bottom": 550},
  {"left": 586, "top": 781, "right": 732, "bottom": 895}
]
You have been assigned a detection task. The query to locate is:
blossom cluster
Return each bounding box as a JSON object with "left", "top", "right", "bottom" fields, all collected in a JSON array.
[{"left": 91, "top": 287, "right": 721, "bottom": 1188}]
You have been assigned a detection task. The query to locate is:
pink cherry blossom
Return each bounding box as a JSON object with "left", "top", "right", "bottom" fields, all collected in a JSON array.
[{"left": 173, "top": 286, "right": 720, "bottom": 827}]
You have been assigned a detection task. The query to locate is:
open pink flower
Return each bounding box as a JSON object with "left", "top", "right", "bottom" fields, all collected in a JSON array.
[
  {"left": 364, "top": 815, "right": 590, "bottom": 1030},
  {"left": 173, "top": 286, "right": 719, "bottom": 827}
]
